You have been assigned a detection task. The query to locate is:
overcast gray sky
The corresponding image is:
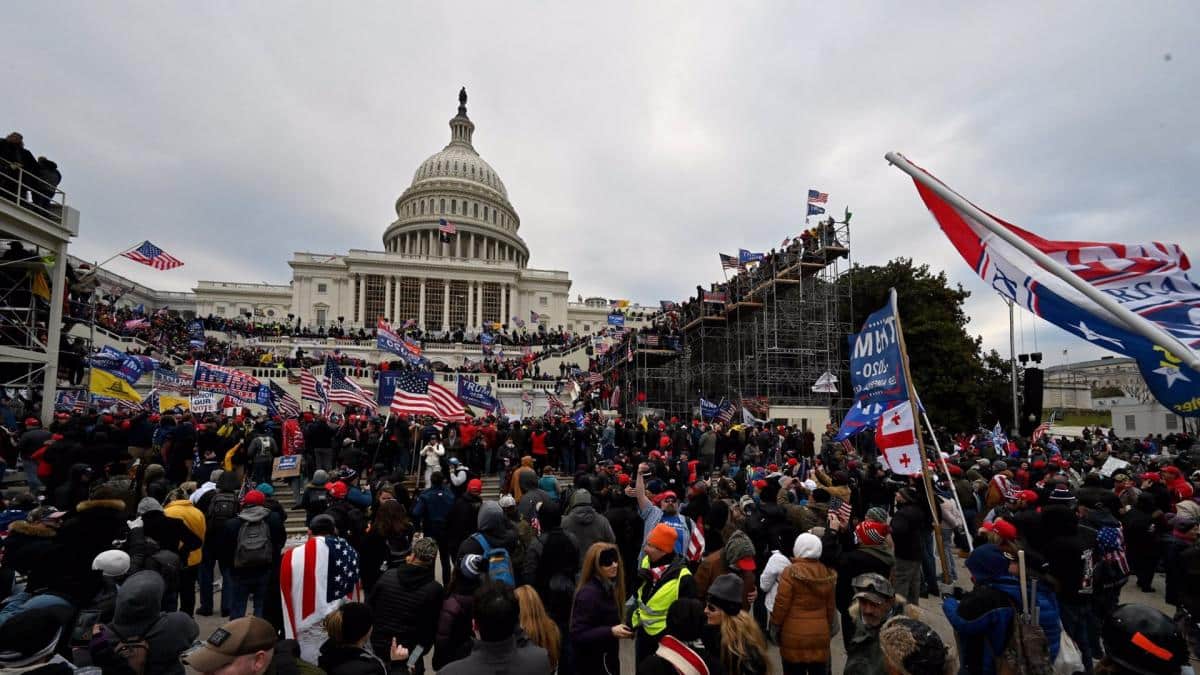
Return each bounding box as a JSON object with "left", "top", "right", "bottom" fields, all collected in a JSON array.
[{"left": 4, "top": 3, "right": 1197, "bottom": 364}]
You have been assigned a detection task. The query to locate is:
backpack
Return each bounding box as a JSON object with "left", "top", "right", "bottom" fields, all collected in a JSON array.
[
  {"left": 1092, "top": 525, "right": 1130, "bottom": 592},
  {"left": 207, "top": 491, "right": 239, "bottom": 524},
  {"left": 996, "top": 553, "right": 1054, "bottom": 675},
  {"left": 107, "top": 616, "right": 163, "bottom": 675},
  {"left": 471, "top": 532, "right": 515, "bottom": 587},
  {"left": 234, "top": 515, "right": 272, "bottom": 569},
  {"left": 253, "top": 436, "right": 273, "bottom": 462}
]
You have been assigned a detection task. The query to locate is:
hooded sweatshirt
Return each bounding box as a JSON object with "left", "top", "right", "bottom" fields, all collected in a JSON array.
[
  {"left": 455, "top": 501, "right": 521, "bottom": 564},
  {"left": 562, "top": 489, "right": 616, "bottom": 565},
  {"left": 517, "top": 471, "right": 550, "bottom": 522},
  {"left": 100, "top": 570, "right": 198, "bottom": 675}
]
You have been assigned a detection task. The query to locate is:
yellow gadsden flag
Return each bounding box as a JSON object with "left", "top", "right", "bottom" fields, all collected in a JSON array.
[
  {"left": 89, "top": 369, "right": 143, "bottom": 404},
  {"left": 159, "top": 394, "right": 190, "bottom": 412}
]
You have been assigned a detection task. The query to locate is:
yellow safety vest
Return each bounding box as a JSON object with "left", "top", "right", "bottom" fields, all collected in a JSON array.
[{"left": 631, "top": 557, "right": 691, "bottom": 636}]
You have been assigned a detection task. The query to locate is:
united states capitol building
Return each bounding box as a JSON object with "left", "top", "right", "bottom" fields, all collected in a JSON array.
[{"left": 99, "top": 89, "right": 645, "bottom": 339}]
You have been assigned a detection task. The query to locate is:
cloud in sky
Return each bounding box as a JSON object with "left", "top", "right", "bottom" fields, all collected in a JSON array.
[{"left": 2, "top": 3, "right": 1197, "bottom": 363}]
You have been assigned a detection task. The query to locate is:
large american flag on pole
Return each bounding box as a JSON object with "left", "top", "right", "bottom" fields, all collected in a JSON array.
[
  {"left": 323, "top": 359, "right": 377, "bottom": 411},
  {"left": 390, "top": 371, "right": 467, "bottom": 423},
  {"left": 120, "top": 240, "right": 184, "bottom": 270},
  {"left": 269, "top": 380, "right": 301, "bottom": 418},
  {"left": 299, "top": 370, "right": 329, "bottom": 406},
  {"left": 281, "top": 535, "right": 362, "bottom": 639}
]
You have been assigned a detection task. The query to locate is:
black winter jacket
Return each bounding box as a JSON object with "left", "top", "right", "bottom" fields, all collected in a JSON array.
[{"left": 366, "top": 562, "right": 443, "bottom": 658}]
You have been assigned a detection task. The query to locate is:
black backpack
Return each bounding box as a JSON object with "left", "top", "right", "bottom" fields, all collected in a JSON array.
[{"left": 208, "top": 491, "right": 238, "bottom": 521}]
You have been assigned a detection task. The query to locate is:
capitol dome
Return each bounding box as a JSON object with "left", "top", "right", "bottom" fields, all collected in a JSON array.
[{"left": 384, "top": 89, "right": 529, "bottom": 267}]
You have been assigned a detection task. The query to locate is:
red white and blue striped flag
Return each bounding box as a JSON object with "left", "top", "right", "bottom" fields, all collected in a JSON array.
[
  {"left": 281, "top": 535, "right": 362, "bottom": 639},
  {"left": 121, "top": 240, "right": 184, "bottom": 270}
]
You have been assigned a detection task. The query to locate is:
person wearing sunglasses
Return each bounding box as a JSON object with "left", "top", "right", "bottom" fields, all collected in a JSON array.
[
  {"left": 570, "top": 543, "right": 631, "bottom": 675},
  {"left": 702, "top": 573, "right": 770, "bottom": 675}
]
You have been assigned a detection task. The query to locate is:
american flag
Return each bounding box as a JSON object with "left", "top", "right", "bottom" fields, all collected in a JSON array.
[
  {"left": 715, "top": 401, "right": 736, "bottom": 424},
  {"left": 587, "top": 372, "right": 603, "bottom": 386},
  {"left": 438, "top": 218, "right": 457, "bottom": 235},
  {"left": 609, "top": 384, "right": 621, "bottom": 409},
  {"left": 546, "top": 393, "right": 567, "bottom": 414},
  {"left": 719, "top": 253, "right": 739, "bottom": 271},
  {"left": 807, "top": 189, "right": 829, "bottom": 204},
  {"left": 270, "top": 380, "right": 301, "bottom": 418},
  {"left": 644, "top": 335, "right": 660, "bottom": 347},
  {"left": 390, "top": 371, "right": 466, "bottom": 423},
  {"left": 281, "top": 535, "right": 362, "bottom": 640},
  {"left": 299, "top": 370, "right": 329, "bottom": 406},
  {"left": 702, "top": 290, "right": 727, "bottom": 304},
  {"left": 121, "top": 240, "right": 183, "bottom": 270},
  {"left": 830, "top": 496, "right": 853, "bottom": 522},
  {"left": 686, "top": 516, "right": 705, "bottom": 562},
  {"left": 324, "top": 359, "right": 377, "bottom": 411},
  {"left": 1031, "top": 421, "right": 1050, "bottom": 443},
  {"left": 124, "top": 318, "right": 149, "bottom": 330}
]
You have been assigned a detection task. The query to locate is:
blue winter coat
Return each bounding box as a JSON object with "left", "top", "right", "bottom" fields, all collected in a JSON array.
[{"left": 942, "top": 574, "right": 1061, "bottom": 675}]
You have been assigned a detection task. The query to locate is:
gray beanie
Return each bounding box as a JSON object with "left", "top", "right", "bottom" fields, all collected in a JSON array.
[
  {"left": 137, "top": 497, "right": 163, "bottom": 516},
  {"left": 312, "top": 469, "right": 330, "bottom": 486},
  {"left": 722, "top": 530, "right": 755, "bottom": 570},
  {"left": 707, "top": 573, "right": 744, "bottom": 616}
]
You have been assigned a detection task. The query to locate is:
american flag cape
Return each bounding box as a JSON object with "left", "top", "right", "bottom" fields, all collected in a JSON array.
[{"left": 281, "top": 535, "right": 362, "bottom": 638}]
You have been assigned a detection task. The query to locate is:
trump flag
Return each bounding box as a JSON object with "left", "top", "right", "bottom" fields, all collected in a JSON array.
[{"left": 894, "top": 155, "right": 1200, "bottom": 416}]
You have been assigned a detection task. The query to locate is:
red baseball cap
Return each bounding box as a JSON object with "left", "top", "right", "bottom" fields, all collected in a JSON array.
[
  {"left": 242, "top": 490, "right": 265, "bottom": 507},
  {"left": 327, "top": 482, "right": 349, "bottom": 499},
  {"left": 1017, "top": 490, "right": 1039, "bottom": 503},
  {"left": 734, "top": 556, "right": 756, "bottom": 571},
  {"left": 467, "top": 479, "right": 483, "bottom": 495},
  {"left": 651, "top": 490, "right": 678, "bottom": 504}
]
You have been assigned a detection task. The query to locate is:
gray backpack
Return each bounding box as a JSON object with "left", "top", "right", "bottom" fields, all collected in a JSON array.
[{"left": 234, "top": 515, "right": 271, "bottom": 568}]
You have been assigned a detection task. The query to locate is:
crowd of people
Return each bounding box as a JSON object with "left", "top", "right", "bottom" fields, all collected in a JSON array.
[
  {"left": 0, "top": 132, "right": 62, "bottom": 219},
  {"left": 678, "top": 218, "right": 847, "bottom": 326},
  {"left": 0, "top": 401, "right": 1194, "bottom": 674}
]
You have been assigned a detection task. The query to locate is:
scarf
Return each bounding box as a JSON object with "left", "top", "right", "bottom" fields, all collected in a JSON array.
[
  {"left": 655, "top": 635, "right": 709, "bottom": 675},
  {"left": 646, "top": 562, "right": 672, "bottom": 584}
]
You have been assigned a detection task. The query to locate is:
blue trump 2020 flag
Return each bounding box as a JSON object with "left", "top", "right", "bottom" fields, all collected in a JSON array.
[
  {"left": 457, "top": 377, "right": 499, "bottom": 412},
  {"left": 835, "top": 294, "right": 910, "bottom": 440}
]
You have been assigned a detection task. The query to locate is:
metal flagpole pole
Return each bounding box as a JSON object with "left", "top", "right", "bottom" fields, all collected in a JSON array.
[
  {"left": 885, "top": 152, "right": 1200, "bottom": 370},
  {"left": 922, "top": 408, "right": 973, "bottom": 553},
  {"left": 890, "top": 289, "right": 953, "bottom": 584},
  {"left": 1009, "top": 299, "right": 1020, "bottom": 436}
]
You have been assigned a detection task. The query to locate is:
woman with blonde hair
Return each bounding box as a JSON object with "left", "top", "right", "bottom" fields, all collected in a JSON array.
[
  {"left": 515, "top": 584, "right": 562, "bottom": 672},
  {"left": 704, "top": 573, "right": 771, "bottom": 674},
  {"left": 570, "top": 542, "right": 633, "bottom": 675}
]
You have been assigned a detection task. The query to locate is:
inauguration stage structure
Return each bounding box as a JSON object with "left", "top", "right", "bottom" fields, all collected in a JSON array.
[{"left": 603, "top": 219, "right": 853, "bottom": 423}]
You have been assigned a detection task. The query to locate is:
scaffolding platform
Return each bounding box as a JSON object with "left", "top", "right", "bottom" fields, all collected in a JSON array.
[{"left": 605, "top": 218, "right": 854, "bottom": 422}]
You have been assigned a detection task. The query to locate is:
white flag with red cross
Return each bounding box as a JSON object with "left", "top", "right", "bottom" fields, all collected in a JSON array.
[{"left": 876, "top": 400, "right": 922, "bottom": 476}]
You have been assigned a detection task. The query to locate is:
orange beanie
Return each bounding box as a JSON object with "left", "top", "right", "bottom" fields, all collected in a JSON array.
[{"left": 647, "top": 523, "right": 678, "bottom": 552}]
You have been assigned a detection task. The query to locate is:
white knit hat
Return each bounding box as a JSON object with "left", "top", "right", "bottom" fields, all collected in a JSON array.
[
  {"left": 92, "top": 550, "right": 131, "bottom": 578},
  {"left": 792, "top": 532, "right": 823, "bottom": 559}
]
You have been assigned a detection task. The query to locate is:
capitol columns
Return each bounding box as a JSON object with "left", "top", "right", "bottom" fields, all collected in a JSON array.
[
  {"left": 418, "top": 277, "right": 427, "bottom": 330},
  {"left": 383, "top": 275, "right": 393, "bottom": 324},
  {"left": 356, "top": 274, "right": 366, "bottom": 328},
  {"left": 442, "top": 282, "right": 450, "bottom": 331},
  {"left": 502, "top": 283, "right": 510, "bottom": 329}
]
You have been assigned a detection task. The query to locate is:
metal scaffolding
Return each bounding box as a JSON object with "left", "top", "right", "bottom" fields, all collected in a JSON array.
[{"left": 608, "top": 218, "right": 853, "bottom": 422}]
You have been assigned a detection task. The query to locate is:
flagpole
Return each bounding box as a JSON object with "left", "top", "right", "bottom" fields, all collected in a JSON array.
[
  {"left": 890, "top": 288, "right": 953, "bottom": 584},
  {"left": 885, "top": 151, "right": 1200, "bottom": 370},
  {"left": 922, "top": 408, "right": 973, "bottom": 553}
]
